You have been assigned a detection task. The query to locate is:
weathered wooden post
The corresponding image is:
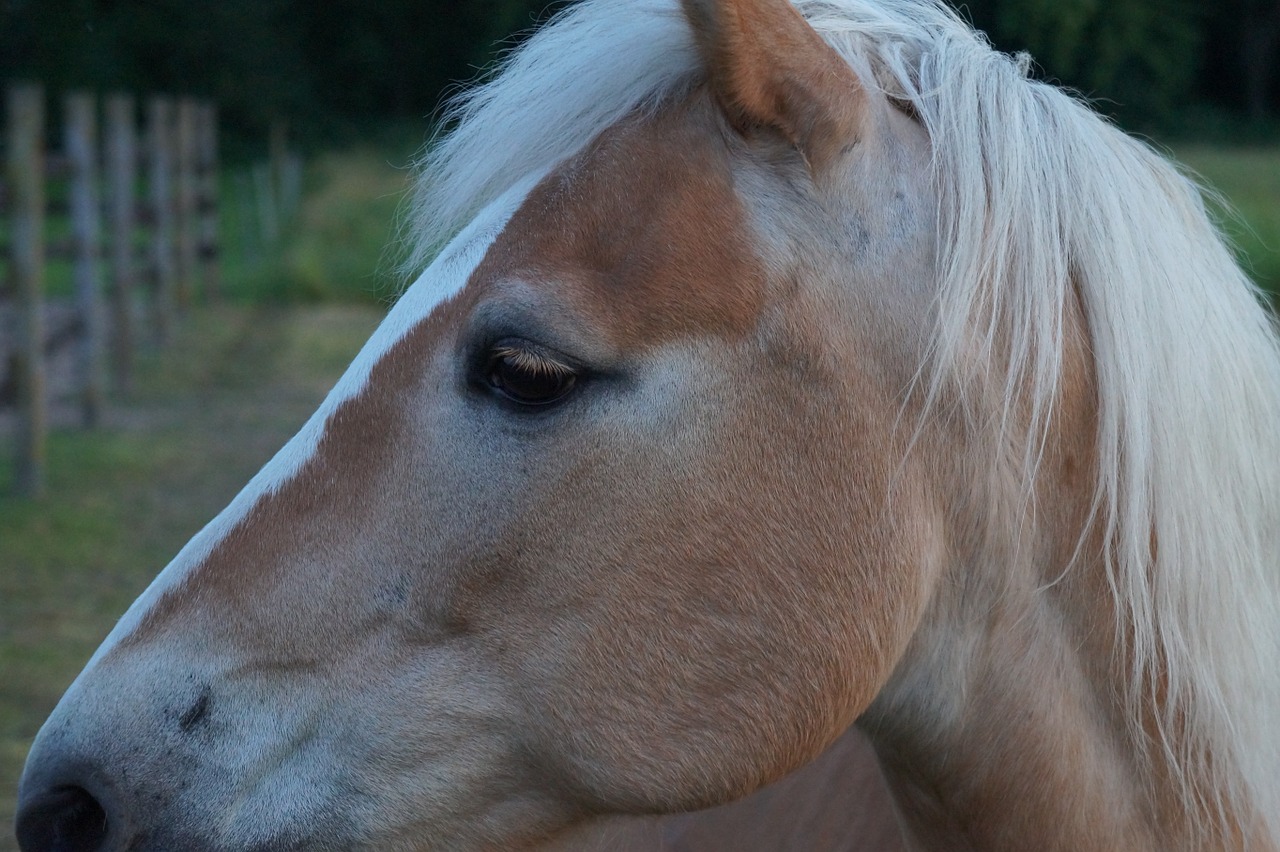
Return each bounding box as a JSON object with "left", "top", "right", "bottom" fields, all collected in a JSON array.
[
  {"left": 147, "top": 96, "right": 176, "bottom": 343},
  {"left": 197, "top": 102, "right": 221, "bottom": 300},
  {"left": 65, "top": 91, "right": 105, "bottom": 427},
  {"left": 7, "top": 83, "right": 47, "bottom": 496},
  {"left": 174, "top": 97, "right": 199, "bottom": 308},
  {"left": 105, "top": 93, "right": 137, "bottom": 395}
]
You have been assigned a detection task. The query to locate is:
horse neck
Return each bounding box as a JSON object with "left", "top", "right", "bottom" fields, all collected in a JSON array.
[
  {"left": 860, "top": 318, "right": 1270, "bottom": 852},
  {"left": 869, "top": 555, "right": 1274, "bottom": 852}
]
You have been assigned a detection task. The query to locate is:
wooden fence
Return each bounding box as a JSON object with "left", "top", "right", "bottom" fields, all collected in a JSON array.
[{"left": 0, "top": 82, "right": 220, "bottom": 497}]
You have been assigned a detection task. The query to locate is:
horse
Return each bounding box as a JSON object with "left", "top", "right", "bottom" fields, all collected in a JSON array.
[{"left": 16, "top": 0, "right": 1280, "bottom": 848}]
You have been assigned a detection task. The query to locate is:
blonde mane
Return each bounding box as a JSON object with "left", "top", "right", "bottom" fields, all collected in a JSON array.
[{"left": 407, "top": 0, "right": 1280, "bottom": 842}]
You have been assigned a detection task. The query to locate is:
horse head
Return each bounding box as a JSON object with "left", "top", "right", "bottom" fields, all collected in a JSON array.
[{"left": 17, "top": 0, "right": 1280, "bottom": 849}]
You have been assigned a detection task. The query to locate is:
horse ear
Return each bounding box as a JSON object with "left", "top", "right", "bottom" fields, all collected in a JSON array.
[{"left": 681, "top": 0, "right": 868, "bottom": 172}]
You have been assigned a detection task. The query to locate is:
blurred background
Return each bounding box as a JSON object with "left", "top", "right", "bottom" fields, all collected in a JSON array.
[
  {"left": 0, "top": 1, "right": 1277, "bottom": 848},
  {"left": 0, "top": 0, "right": 555, "bottom": 162},
  {"left": 2, "top": 0, "right": 1278, "bottom": 302},
  {"left": 3, "top": 0, "right": 1278, "bottom": 152}
]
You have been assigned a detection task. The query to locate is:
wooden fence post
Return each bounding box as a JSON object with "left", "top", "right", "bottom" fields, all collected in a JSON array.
[
  {"left": 65, "top": 91, "right": 105, "bottom": 428},
  {"left": 7, "top": 83, "right": 47, "bottom": 497},
  {"left": 197, "top": 102, "right": 221, "bottom": 300},
  {"left": 105, "top": 93, "right": 137, "bottom": 395},
  {"left": 174, "top": 98, "right": 199, "bottom": 309},
  {"left": 147, "top": 96, "right": 176, "bottom": 343}
]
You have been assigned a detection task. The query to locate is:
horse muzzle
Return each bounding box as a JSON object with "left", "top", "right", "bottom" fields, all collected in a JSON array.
[
  {"left": 16, "top": 770, "right": 125, "bottom": 852},
  {"left": 15, "top": 718, "right": 214, "bottom": 852},
  {"left": 15, "top": 667, "right": 353, "bottom": 852}
]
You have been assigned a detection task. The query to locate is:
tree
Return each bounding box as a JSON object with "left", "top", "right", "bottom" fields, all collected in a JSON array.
[
  {"left": 958, "top": 0, "right": 1203, "bottom": 127},
  {"left": 1240, "top": 0, "right": 1280, "bottom": 121}
]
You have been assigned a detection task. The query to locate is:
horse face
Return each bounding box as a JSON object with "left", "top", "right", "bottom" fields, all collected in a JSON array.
[{"left": 18, "top": 20, "right": 944, "bottom": 852}]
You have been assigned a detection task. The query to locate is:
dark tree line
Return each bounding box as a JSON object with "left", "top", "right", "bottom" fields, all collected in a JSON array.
[
  {"left": 963, "top": 0, "right": 1280, "bottom": 130},
  {"left": 0, "top": 0, "right": 562, "bottom": 157},
  {"left": 1, "top": 0, "right": 1276, "bottom": 156}
]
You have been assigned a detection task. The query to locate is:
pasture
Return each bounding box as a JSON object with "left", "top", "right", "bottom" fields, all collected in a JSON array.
[
  {"left": 0, "top": 303, "right": 382, "bottom": 843},
  {"left": 1179, "top": 147, "right": 1280, "bottom": 295},
  {"left": 1, "top": 141, "right": 1276, "bottom": 849}
]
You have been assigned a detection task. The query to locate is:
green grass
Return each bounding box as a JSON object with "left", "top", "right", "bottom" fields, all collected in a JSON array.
[
  {"left": 1174, "top": 147, "right": 1280, "bottom": 297},
  {"left": 222, "top": 150, "right": 415, "bottom": 305},
  {"left": 0, "top": 145, "right": 415, "bottom": 842},
  {"left": 0, "top": 303, "right": 381, "bottom": 848},
  {"left": 1, "top": 143, "right": 418, "bottom": 306}
]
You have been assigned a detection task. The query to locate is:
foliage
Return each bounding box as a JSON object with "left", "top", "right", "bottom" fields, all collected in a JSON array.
[
  {"left": 0, "top": 0, "right": 1274, "bottom": 153},
  {"left": 0, "top": 0, "right": 314, "bottom": 160},
  {"left": 0, "top": 0, "right": 563, "bottom": 159},
  {"left": 222, "top": 147, "right": 415, "bottom": 304},
  {"left": 1178, "top": 147, "right": 1280, "bottom": 298},
  {"left": 961, "top": 0, "right": 1203, "bottom": 127}
]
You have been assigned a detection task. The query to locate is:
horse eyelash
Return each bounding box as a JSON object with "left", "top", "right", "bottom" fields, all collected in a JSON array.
[{"left": 490, "top": 343, "right": 575, "bottom": 378}]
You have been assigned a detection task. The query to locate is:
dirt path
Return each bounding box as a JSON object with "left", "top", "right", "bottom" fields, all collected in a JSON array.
[{"left": 0, "top": 303, "right": 382, "bottom": 847}]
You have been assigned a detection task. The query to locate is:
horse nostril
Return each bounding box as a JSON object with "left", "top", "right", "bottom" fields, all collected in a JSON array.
[{"left": 15, "top": 785, "right": 109, "bottom": 852}]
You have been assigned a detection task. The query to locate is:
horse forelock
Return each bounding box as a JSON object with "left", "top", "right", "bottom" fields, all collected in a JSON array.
[{"left": 410, "top": 0, "right": 1280, "bottom": 841}]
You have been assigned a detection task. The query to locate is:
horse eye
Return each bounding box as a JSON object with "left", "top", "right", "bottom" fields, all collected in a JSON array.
[{"left": 485, "top": 343, "right": 578, "bottom": 407}]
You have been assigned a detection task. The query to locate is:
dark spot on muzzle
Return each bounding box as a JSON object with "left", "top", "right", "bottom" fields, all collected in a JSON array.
[{"left": 177, "top": 686, "right": 211, "bottom": 732}]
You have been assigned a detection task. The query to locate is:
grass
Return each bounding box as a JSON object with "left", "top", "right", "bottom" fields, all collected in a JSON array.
[
  {"left": 0, "top": 303, "right": 381, "bottom": 848},
  {"left": 222, "top": 149, "right": 415, "bottom": 305},
  {"left": 1175, "top": 147, "right": 1280, "bottom": 298},
  {"left": 0, "top": 143, "right": 418, "bottom": 305},
  {"left": 0, "top": 145, "right": 412, "bottom": 842}
]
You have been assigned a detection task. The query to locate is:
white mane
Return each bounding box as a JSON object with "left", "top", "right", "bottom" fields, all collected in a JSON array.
[{"left": 407, "top": 0, "right": 1280, "bottom": 841}]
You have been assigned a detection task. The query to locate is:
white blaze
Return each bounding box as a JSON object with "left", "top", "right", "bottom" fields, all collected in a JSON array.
[{"left": 85, "top": 176, "right": 542, "bottom": 670}]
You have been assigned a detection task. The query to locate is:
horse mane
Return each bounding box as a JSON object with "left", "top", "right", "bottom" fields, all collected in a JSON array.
[{"left": 406, "top": 0, "right": 1280, "bottom": 841}]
